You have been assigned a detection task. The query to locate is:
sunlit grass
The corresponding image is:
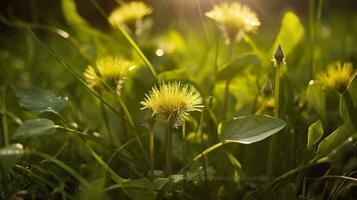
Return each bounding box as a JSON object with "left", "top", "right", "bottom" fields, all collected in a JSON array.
[{"left": 0, "top": 0, "right": 357, "bottom": 199}]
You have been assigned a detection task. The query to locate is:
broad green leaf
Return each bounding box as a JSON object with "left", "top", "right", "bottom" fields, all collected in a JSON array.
[
  {"left": 194, "top": 117, "right": 283, "bottom": 175},
  {"left": 340, "top": 74, "right": 357, "bottom": 130},
  {"left": 306, "top": 83, "right": 326, "bottom": 120},
  {"left": 307, "top": 120, "right": 324, "bottom": 149},
  {"left": 0, "top": 143, "right": 24, "bottom": 170},
  {"left": 14, "top": 87, "right": 68, "bottom": 114},
  {"left": 190, "top": 115, "right": 286, "bottom": 164},
  {"left": 12, "top": 119, "right": 57, "bottom": 140},
  {"left": 219, "top": 115, "right": 286, "bottom": 144},
  {"left": 315, "top": 129, "right": 357, "bottom": 163},
  {"left": 270, "top": 11, "right": 305, "bottom": 57},
  {"left": 340, "top": 90, "right": 357, "bottom": 130}
]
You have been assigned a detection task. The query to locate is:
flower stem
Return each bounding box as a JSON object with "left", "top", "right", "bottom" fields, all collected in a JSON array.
[
  {"left": 267, "top": 62, "right": 281, "bottom": 177},
  {"left": 149, "top": 122, "right": 155, "bottom": 180},
  {"left": 166, "top": 122, "right": 174, "bottom": 176},
  {"left": 222, "top": 78, "right": 231, "bottom": 120},
  {"left": 222, "top": 42, "right": 235, "bottom": 120},
  {"left": 182, "top": 121, "right": 187, "bottom": 181}
]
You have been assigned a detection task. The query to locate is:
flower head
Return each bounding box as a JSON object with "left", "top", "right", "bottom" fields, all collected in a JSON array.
[
  {"left": 109, "top": 2, "right": 152, "bottom": 26},
  {"left": 317, "top": 62, "right": 356, "bottom": 93},
  {"left": 84, "top": 56, "right": 136, "bottom": 94},
  {"left": 205, "top": 2, "right": 260, "bottom": 44},
  {"left": 141, "top": 82, "right": 203, "bottom": 127}
]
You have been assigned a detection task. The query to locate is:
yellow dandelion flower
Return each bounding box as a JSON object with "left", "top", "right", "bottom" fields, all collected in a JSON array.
[
  {"left": 141, "top": 82, "right": 203, "bottom": 127},
  {"left": 84, "top": 56, "right": 136, "bottom": 94},
  {"left": 84, "top": 66, "right": 100, "bottom": 89},
  {"left": 205, "top": 2, "right": 260, "bottom": 44},
  {"left": 317, "top": 62, "right": 356, "bottom": 93},
  {"left": 109, "top": 2, "right": 152, "bottom": 26}
]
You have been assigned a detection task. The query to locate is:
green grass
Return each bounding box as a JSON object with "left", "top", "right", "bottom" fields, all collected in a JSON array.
[{"left": 1, "top": 0, "right": 357, "bottom": 199}]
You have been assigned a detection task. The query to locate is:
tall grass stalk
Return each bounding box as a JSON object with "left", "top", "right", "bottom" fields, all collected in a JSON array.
[
  {"left": 33, "top": 151, "right": 90, "bottom": 187},
  {"left": 0, "top": 86, "right": 9, "bottom": 147},
  {"left": 29, "top": 30, "right": 145, "bottom": 151},
  {"left": 88, "top": 0, "right": 158, "bottom": 82},
  {"left": 309, "top": 0, "right": 324, "bottom": 77},
  {"left": 100, "top": 102, "right": 115, "bottom": 146}
]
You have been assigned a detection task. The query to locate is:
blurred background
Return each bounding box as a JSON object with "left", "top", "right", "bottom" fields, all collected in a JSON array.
[
  {"left": 1, "top": 0, "right": 357, "bottom": 32},
  {"left": 0, "top": 2, "right": 357, "bottom": 199}
]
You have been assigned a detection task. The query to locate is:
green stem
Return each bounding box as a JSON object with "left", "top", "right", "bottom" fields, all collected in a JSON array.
[
  {"left": 117, "top": 23, "right": 158, "bottom": 81},
  {"left": 182, "top": 121, "right": 187, "bottom": 181},
  {"left": 84, "top": 143, "right": 127, "bottom": 184},
  {"left": 149, "top": 123, "right": 155, "bottom": 180},
  {"left": 87, "top": 0, "right": 158, "bottom": 82},
  {"left": 14, "top": 164, "right": 57, "bottom": 189},
  {"left": 267, "top": 63, "right": 281, "bottom": 177},
  {"left": 166, "top": 123, "right": 173, "bottom": 176},
  {"left": 33, "top": 151, "right": 90, "bottom": 187},
  {"left": 222, "top": 42, "right": 235, "bottom": 120},
  {"left": 222, "top": 78, "right": 231, "bottom": 120},
  {"left": 0, "top": 86, "right": 9, "bottom": 147},
  {"left": 181, "top": 142, "right": 225, "bottom": 173},
  {"left": 57, "top": 126, "right": 109, "bottom": 147},
  {"left": 100, "top": 101, "right": 115, "bottom": 146},
  {"left": 316, "top": 175, "right": 357, "bottom": 183},
  {"left": 274, "top": 65, "right": 281, "bottom": 118}
]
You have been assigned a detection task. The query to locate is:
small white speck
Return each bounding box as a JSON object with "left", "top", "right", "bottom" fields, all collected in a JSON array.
[
  {"left": 93, "top": 132, "right": 101, "bottom": 138},
  {"left": 155, "top": 49, "right": 164, "bottom": 57},
  {"left": 57, "top": 29, "right": 70, "bottom": 38},
  {"left": 15, "top": 143, "right": 24, "bottom": 149}
]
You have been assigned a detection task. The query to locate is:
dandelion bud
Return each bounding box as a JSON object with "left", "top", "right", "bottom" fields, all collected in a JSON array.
[
  {"left": 261, "top": 81, "right": 273, "bottom": 97},
  {"left": 273, "top": 44, "right": 285, "bottom": 67}
]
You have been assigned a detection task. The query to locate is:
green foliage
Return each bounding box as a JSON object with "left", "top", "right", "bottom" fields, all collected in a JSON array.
[
  {"left": 0, "top": 0, "right": 356, "bottom": 199},
  {"left": 12, "top": 119, "right": 57, "bottom": 140},
  {"left": 270, "top": 11, "right": 305, "bottom": 57},
  {"left": 307, "top": 120, "right": 323, "bottom": 149},
  {"left": 306, "top": 83, "right": 326, "bottom": 120},
  {"left": 315, "top": 75, "right": 357, "bottom": 163},
  {"left": 219, "top": 115, "right": 286, "bottom": 144},
  {"left": 14, "top": 87, "right": 68, "bottom": 114}
]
